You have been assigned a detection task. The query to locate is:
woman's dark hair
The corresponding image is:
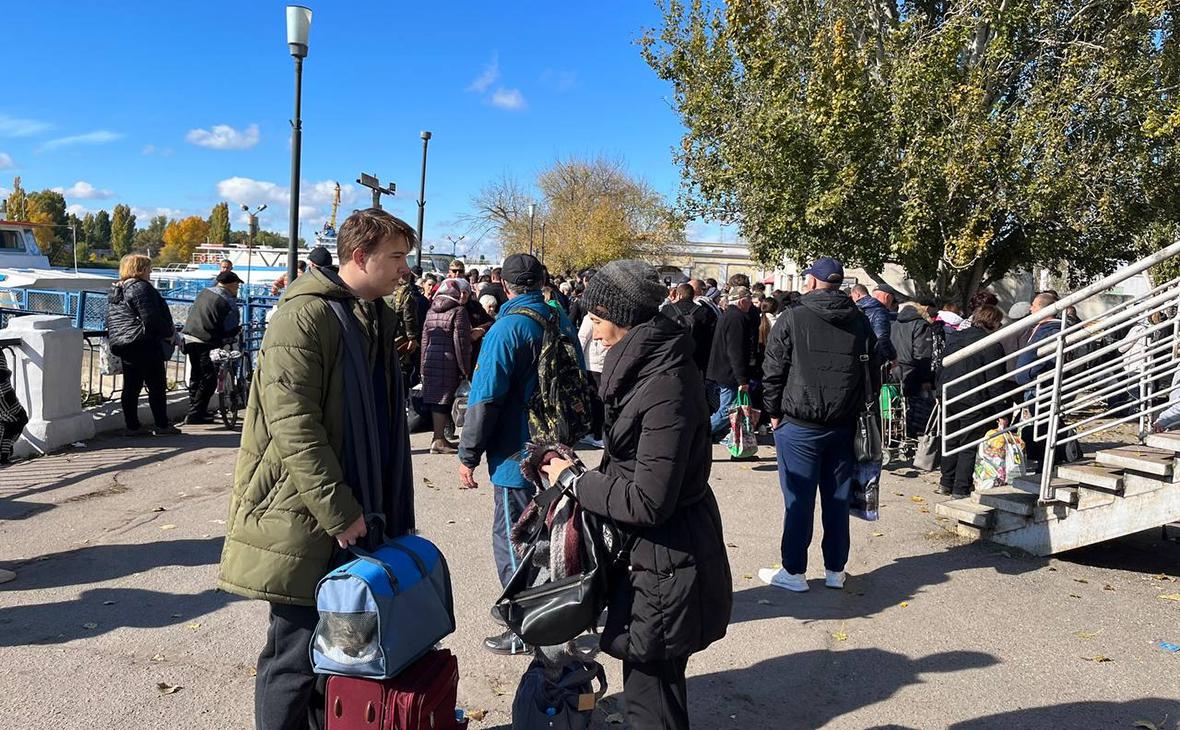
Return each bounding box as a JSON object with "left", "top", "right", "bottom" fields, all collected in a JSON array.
[
  {"left": 969, "top": 290, "right": 999, "bottom": 313},
  {"left": 760, "top": 298, "right": 779, "bottom": 314},
  {"left": 973, "top": 304, "right": 1004, "bottom": 333}
]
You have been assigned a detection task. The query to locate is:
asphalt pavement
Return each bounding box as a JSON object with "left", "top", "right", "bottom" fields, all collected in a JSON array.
[{"left": 1, "top": 424, "right": 1178, "bottom": 729}]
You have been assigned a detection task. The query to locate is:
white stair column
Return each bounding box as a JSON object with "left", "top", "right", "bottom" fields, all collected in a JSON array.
[{"left": 1, "top": 315, "right": 95, "bottom": 457}]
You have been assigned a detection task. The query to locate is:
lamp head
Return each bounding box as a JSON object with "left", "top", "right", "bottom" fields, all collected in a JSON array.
[
  {"left": 420, "top": 130, "right": 432, "bottom": 141},
  {"left": 286, "top": 6, "right": 312, "bottom": 58}
]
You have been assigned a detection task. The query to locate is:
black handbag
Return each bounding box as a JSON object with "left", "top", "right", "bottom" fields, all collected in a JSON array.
[
  {"left": 854, "top": 354, "right": 883, "bottom": 463},
  {"left": 491, "top": 485, "right": 612, "bottom": 647}
]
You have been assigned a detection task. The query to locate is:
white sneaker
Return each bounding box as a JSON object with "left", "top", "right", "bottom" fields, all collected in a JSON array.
[
  {"left": 758, "top": 568, "right": 809, "bottom": 592},
  {"left": 825, "top": 570, "right": 846, "bottom": 589}
]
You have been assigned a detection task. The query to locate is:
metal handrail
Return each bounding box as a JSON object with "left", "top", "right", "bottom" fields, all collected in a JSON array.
[{"left": 940, "top": 243, "right": 1180, "bottom": 503}]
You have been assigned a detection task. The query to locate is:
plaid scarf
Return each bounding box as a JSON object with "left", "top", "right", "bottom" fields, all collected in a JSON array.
[{"left": 0, "top": 350, "right": 28, "bottom": 460}]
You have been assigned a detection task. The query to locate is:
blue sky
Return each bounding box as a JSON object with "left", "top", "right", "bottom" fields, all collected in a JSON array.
[{"left": 0, "top": 1, "right": 734, "bottom": 257}]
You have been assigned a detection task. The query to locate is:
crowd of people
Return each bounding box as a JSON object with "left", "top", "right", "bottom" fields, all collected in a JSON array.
[{"left": 81, "top": 205, "right": 1176, "bottom": 729}]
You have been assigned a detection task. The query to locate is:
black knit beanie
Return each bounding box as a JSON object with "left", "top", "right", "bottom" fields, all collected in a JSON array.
[{"left": 581, "top": 259, "right": 667, "bottom": 328}]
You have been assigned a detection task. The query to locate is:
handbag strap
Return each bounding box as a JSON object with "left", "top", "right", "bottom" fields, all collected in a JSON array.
[
  {"left": 860, "top": 353, "right": 875, "bottom": 409},
  {"left": 555, "top": 661, "right": 608, "bottom": 700}
]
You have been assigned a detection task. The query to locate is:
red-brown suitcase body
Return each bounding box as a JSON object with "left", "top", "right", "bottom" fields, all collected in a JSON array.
[{"left": 325, "top": 649, "right": 467, "bottom": 730}]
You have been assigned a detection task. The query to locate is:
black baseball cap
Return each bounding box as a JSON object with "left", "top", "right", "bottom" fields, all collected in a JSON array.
[
  {"left": 216, "top": 271, "right": 243, "bottom": 285},
  {"left": 501, "top": 253, "right": 544, "bottom": 287},
  {"left": 308, "top": 246, "right": 332, "bottom": 268}
]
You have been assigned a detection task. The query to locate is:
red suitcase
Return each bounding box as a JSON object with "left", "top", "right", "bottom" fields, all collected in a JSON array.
[{"left": 325, "top": 648, "right": 468, "bottom": 730}]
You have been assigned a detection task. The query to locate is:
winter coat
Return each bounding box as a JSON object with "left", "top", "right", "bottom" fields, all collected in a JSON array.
[
  {"left": 575, "top": 314, "right": 732, "bottom": 663},
  {"left": 183, "top": 286, "right": 241, "bottom": 347},
  {"left": 420, "top": 295, "right": 472, "bottom": 406},
  {"left": 891, "top": 303, "right": 935, "bottom": 396},
  {"left": 578, "top": 314, "right": 607, "bottom": 374},
  {"left": 937, "top": 327, "right": 1010, "bottom": 445},
  {"left": 855, "top": 295, "right": 897, "bottom": 362},
  {"left": 1014, "top": 318, "right": 1064, "bottom": 401},
  {"left": 458, "top": 290, "right": 582, "bottom": 489},
  {"left": 217, "top": 268, "right": 414, "bottom": 605},
  {"left": 663, "top": 298, "right": 716, "bottom": 375},
  {"left": 107, "top": 277, "right": 175, "bottom": 363},
  {"left": 386, "top": 281, "right": 423, "bottom": 369},
  {"left": 761, "top": 288, "right": 879, "bottom": 428},
  {"left": 706, "top": 305, "right": 751, "bottom": 388}
]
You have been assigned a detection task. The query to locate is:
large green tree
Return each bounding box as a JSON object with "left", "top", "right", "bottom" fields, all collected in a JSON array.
[
  {"left": 91, "top": 209, "right": 112, "bottom": 251},
  {"left": 208, "top": 201, "right": 231, "bottom": 246},
  {"left": 110, "top": 204, "right": 136, "bottom": 257},
  {"left": 643, "top": 0, "right": 1180, "bottom": 300},
  {"left": 133, "top": 214, "right": 169, "bottom": 256}
]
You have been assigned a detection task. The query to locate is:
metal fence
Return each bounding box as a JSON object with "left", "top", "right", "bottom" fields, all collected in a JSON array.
[{"left": 80, "top": 330, "right": 190, "bottom": 407}]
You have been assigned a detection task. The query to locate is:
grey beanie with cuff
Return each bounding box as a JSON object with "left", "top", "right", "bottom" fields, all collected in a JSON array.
[{"left": 580, "top": 259, "right": 667, "bottom": 328}]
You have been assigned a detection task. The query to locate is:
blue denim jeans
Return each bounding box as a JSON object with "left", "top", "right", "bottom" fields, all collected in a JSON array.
[
  {"left": 774, "top": 422, "right": 854, "bottom": 575},
  {"left": 709, "top": 385, "right": 738, "bottom": 437}
]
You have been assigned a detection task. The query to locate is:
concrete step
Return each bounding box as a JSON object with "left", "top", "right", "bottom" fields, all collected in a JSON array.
[
  {"left": 976, "top": 486, "right": 1037, "bottom": 516},
  {"left": 1055, "top": 462, "right": 1125, "bottom": 493},
  {"left": 1011, "top": 476, "right": 1081, "bottom": 506},
  {"left": 1145, "top": 432, "right": 1180, "bottom": 453},
  {"left": 935, "top": 498, "right": 995, "bottom": 527},
  {"left": 1095, "top": 446, "right": 1174, "bottom": 477}
]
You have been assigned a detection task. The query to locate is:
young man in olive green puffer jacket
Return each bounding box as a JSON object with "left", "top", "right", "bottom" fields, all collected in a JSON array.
[{"left": 217, "top": 208, "right": 416, "bottom": 730}]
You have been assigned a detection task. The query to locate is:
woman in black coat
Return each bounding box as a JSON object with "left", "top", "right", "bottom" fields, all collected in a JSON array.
[
  {"left": 543, "top": 260, "right": 732, "bottom": 730},
  {"left": 936, "top": 304, "right": 1011, "bottom": 496},
  {"left": 107, "top": 254, "right": 179, "bottom": 436}
]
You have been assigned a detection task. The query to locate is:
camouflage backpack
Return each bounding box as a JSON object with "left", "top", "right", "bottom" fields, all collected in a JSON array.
[{"left": 510, "top": 307, "right": 595, "bottom": 445}]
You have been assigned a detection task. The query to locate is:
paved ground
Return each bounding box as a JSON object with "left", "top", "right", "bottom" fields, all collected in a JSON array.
[{"left": 1, "top": 424, "right": 1179, "bottom": 730}]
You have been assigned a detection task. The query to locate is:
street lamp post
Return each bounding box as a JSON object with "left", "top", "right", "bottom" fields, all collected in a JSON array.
[
  {"left": 539, "top": 222, "right": 546, "bottom": 265},
  {"left": 528, "top": 203, "right": 536, "bottom": 258},
  {"left": 357, "top": 173, "right": 396, "bottom": 210},
  {"left": 285, "top": 5, "right": 311, "bottom": 287},
  {"left": 417, "top": 131, "right": 431, "bottom": 265},
  {"left": 446, "top": 235, "right": 466, "bottom": 258}
]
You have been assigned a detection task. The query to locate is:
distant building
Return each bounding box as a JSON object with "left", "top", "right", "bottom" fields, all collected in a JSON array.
[{"left": 659, "top": 240, "right": 775, "bottom": 285}]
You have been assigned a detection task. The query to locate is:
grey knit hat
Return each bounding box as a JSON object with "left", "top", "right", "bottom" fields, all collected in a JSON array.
[{"left": 581, "top": 259, "right": 667, "bottom": 328}]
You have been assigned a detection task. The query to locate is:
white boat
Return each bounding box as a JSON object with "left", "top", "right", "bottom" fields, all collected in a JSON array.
[{"left": 0, "top": 220, "right": 116, "bottom": 293}]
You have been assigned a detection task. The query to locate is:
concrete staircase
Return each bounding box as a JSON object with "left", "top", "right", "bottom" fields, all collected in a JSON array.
[{"left": 934, "top": 436, "right": 1180, "bottom": 555}]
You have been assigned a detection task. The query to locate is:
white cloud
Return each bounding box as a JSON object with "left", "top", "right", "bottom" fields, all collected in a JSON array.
[
  {"left": 66, "top": 203, "right": 97, "bottom": 217},
  {"left": 0, "top": 186, "right": 12, "bottom": 199},
  {"left": 0, "top": 152, "right": 12, "bottom": 169},
  {"left": 216, "top": 177, "right": 357, "bottom": 233},
  {"left": 185, "top": 123, "right": 260, "bottom": 150},
  {"left": 0, "top": 114, "right": 52, "bottom": 138},
  {"left": 52, "top": 180, "right": 115, "bottom": 200},
  {"left": 141, "top": 144, "right": 173, "bottom": 157},
  {"left": 490, "top": 88, "right": 526, "bottom": 110},
  {"left": 39, "top": 130, "right": 123, "bottom": 151},
  {"left": 468, "top": 54, "right": 500, "bottom": 93}
]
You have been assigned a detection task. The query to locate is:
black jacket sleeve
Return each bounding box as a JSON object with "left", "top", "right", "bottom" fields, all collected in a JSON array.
[
  {"left": 725, "top": 313, "right": 749, "bottom": 385},
  {"left": 576, "top": 384, "right": 694, "bottom": 528},
  {"left": 761, "top": 311, "right": 792, "bottom": 419}
]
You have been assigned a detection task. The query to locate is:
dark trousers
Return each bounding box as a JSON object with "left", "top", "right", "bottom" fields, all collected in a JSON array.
[
  {"left": 255, "top": 602, "right": 323, "bottom": 730},
  {"left": 492, "top": 484, "right": 535, "bottom": 588},
  {"left": 589, "top": 371, "right": 605, "bottom": 439},
  {"left": 185, "top": 343, "right": 218, "bottom": 421},
  {"left": 774, "top": 422, "right": 854, "bottom": 575},
  {"left": 623, "top": 656, "right": 690, "bottom": 730},
  {"left": 121, "top": 357, "right": 170, "bottom": 430}
]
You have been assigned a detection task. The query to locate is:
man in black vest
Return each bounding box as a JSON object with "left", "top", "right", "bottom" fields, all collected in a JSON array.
[{"left": 758, "top": 257, "right": 878, "bottom": 593}]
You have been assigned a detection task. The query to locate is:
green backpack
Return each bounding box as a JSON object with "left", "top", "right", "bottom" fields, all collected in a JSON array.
[{"left": 510, "top": 307, "right": 596, "bottom": 445}]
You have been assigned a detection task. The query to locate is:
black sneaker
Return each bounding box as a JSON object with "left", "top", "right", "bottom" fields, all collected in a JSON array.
[
  {"left": 184, "top": 415, "right": 211, "bottom": 426},
  {"left": 483, "top": 629, "right": 531, "bottom": 656},
  {"left": 152, "top": 425, "right": 182, "bottom": 436},
  {"left": 122, "top": 426, "right": 144, "bottom": 437}
]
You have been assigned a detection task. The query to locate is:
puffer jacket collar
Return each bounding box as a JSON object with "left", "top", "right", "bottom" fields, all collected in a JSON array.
[{"left": 599, "top": 314, "right": 694, "bottom": 405}]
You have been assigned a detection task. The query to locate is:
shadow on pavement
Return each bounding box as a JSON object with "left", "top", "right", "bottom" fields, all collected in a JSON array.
[
  {"left": 945, "top": 698, "right": 1180, "bottom": 729},
  {"left": 0, "top": 430, "right": 243, "bottom": 516},
  {"left": 681, "top": 648, "right": 997, "bottom": 729},
  {"left": 731, "top": 543, "right": 1044, "bottom": 624},
  {"left": 0, "top": 586, "right": 240, "bottom": 646},
  {"left": 1057, "top": 528, "right": 1180, "bottom": 578},
  {"left": 2, "top": 537, "right": 224, "bottom": 591}
]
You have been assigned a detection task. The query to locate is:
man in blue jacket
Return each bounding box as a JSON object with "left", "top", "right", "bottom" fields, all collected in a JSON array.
[
  {"left": 457, "top": 252, "right": 582, "bottom": 655},
  {"left": 851, "top": 284, "right": 897, "bottom": 363}
]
